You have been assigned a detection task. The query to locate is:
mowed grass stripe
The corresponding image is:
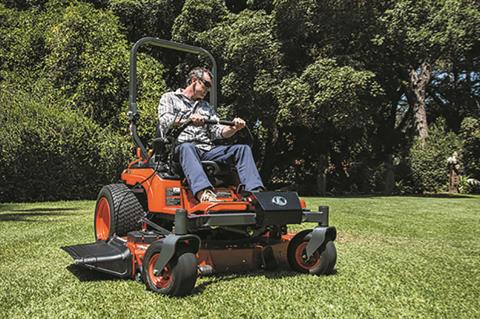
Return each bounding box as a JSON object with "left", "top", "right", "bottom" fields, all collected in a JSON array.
[{"left": 0, "top": 196, "right": 479, "bottom": 318}]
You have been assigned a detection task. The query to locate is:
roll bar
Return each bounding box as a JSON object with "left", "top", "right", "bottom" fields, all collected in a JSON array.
[{"left": 127, "top": 37, "right": 218, "bottom": 159}]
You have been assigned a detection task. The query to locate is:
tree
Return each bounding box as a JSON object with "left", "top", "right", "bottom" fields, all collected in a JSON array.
[
  {"left": 276, "top": 58, "right": 384, "bottom": 193},
  {"left": 173, "top": 4, "right": 286, "bottom": 182},
  {"left": 43, "top": 1, "right": 130, "bottom": 128},
  {"left": 110, "top": 0, "right": 184, "bottom": 42},
  {"left": 376, "top": 0, "right": 480, "bottom": 143},
  {"left": 0, "top": 2, "right": 62, "bottom": 81}
]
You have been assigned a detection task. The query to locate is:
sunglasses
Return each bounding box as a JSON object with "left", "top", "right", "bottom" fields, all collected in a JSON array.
[{"left": 197, "top": 77, "right": 212, "bottom": 89}]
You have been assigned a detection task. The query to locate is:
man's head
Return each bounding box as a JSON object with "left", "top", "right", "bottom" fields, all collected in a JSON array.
[{"left": 186, "top": 67, "right": 212, "bottom": 100}]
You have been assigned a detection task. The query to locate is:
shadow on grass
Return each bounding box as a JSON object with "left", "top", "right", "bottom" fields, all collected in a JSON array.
[
  {"left": 11, "top": 207, "right": 82, "bottom": 212},
  {"left": 66, "top": 264, "right": 120, "bottom": 282},
  {"left": 0, "top": 210, "right": 81, "bottom": 222},
  {"left": 66, "top": 264, "right": 338, "bottom": 295},
  {"left": 191, "top": 268, "right": 338, "bottom": 295}
]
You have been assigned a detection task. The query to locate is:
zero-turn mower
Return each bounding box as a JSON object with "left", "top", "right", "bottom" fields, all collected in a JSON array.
[{"left": 62, "top": 37, "right": 337, "bottom": 296}]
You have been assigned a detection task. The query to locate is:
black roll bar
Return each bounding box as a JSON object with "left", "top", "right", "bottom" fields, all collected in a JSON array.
[{"left": 127, "top": 37, "right": 218, "bottom": 159}]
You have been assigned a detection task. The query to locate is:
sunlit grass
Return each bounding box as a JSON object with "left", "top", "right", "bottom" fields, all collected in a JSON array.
[{"left": 1, "top": 195, "right": 479, "bottom": 318}]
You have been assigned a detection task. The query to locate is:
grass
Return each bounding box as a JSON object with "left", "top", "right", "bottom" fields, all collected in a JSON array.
[{"left": 0, "top": 195, "right": 479, "bottom": 318}]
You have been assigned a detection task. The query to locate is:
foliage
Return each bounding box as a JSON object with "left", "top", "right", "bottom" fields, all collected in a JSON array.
[
  {"left": 172, "top": 0, "right": 228, "bottom": 45},
  {"left": 44, "top": 0, "right": 130, "bottom": 129},
  {"left": 119, "top": 52, "right": 168, "bottom": 143},
  {"left": 110, "top": 0, "right": 184, "bottom": 41},
  {"left": 0, "top": 2, "right": 60, "bottom": 80},
  {"left": 459, "top": 117, "right": 480, "bottom": 179},
  {"left": 409, "top": 121, "right": 462, "bottom": 193},
  {"left": 277, "top": 58, "right": 383, "bottom": 130},
  {"left": 376, "top": 0, "right": 479, "bottom": 64},
  {"left": 0, "top": 80, "right": 131, "bottom": 202},
  {"left": 0, "top": 0, "right": 479, "bottom": 200},
  {"left": 200, "top": 10, "right": 283, "bottom": 122},
  {"left": 458, "top": 176, "right": 480, "bottom": 194},
  {"left": 275, "top": 58, "right": 384, "bottom": 192}
]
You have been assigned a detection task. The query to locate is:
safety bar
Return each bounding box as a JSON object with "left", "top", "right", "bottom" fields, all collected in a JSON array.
[{"left": 128, "top": 37, "right": 218, "bottom": 159}]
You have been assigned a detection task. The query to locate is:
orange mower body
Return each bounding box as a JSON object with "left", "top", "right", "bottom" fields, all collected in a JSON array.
[{"left": 62, "top": 38, "right": 337, "bottom": 296}]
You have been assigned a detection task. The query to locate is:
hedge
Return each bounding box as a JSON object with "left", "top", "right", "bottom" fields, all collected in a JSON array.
[{"left": 0, "top": 80, "right": 132, "bottom": 201}]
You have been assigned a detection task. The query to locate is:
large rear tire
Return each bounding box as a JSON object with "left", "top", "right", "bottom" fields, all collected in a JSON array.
[
  {"left": 287, "top": 229, "right": 337, "bottom": 275},
  {"left": 94, "top": 183, "right": 144, "bottom": 241},
  {"left": 142, "top": 241, "right": 198, "bottom": 296}
]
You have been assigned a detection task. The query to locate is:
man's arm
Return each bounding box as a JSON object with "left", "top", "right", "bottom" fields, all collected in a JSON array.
[
  {"left": 221, "top": 117, "right": 246, "bottom": 138},
  {"left": 204, "top": 103, "right": 245, "bottom": 140}
]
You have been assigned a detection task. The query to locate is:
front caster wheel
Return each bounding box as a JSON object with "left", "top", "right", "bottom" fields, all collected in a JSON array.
[
  {"left": 142, "top": 241, "right": 198, "bottom": 296},
  {"left": 287, "top": 229, "right": 337, "bottom": 275}
]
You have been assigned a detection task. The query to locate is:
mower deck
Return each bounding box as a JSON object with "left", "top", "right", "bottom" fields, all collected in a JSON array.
[{"left": 63, "top": 231, "right": 296, "bottom": 277}]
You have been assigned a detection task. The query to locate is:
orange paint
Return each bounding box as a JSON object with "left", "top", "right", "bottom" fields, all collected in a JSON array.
[{"left": 121, "top": 168, "right": 249, "bottom": 215}]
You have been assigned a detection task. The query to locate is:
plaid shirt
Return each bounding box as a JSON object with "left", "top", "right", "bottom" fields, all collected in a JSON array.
[{"left": 158, "top": 89, "right": 225, "bottom": 150}]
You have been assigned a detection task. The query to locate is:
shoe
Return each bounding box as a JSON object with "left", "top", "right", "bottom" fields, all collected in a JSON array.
[{"left": 199, "top": 189, "right": 219, "bottom": 202}]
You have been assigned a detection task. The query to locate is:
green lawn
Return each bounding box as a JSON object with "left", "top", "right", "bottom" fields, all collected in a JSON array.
[{"left": 1, "top": 195, "right": 479, "bottom": 318}]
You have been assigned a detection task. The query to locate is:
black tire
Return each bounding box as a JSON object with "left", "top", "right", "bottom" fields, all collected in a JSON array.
[
  {"left": 142, "top": 241, "right": 198, "bottom": 296},
  {"left": 94, "top": 183, "right": 144, "bottom": 241},
  {"left": 287, "top": 229, "right": 337, "bottom": 275}
]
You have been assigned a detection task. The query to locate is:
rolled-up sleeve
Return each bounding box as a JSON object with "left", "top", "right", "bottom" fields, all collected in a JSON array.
[{"left": 208, "top": 109, "right": 226, "bottom": 141}]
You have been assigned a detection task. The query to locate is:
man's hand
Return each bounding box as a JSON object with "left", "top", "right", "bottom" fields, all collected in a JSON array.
[
  {"left": 232, "top": 117, "right": 246, "bottom": 132},
  {"left": 190, "top": 113, "right": 205, "bottom": 126}
]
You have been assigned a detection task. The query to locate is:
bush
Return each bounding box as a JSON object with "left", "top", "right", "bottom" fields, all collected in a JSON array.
[
  {"left": 460, "top": 117, "right": 480, "bottom": 179},
  {"left": 0, "top": 80, "right": 132, "bottom": 202},
  {"left": 44, "top": 1, "right": 130, "bottom": 129},
  {"left": 459, "top": 176, "right": 480, "bottom": 194},
  {"left": 409, "top": 121, "right": 462, "bottom": 193}
]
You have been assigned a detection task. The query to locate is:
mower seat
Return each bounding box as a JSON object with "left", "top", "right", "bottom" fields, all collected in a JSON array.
[
  {"left": 201, "top": 160, "right": 239, "bottom": 187},
  {"left": 201, "top": 160, "right": 224, "bottom": 176},
  {"left": 169, "top": 160, "right": 237, "bottom": 188},
  {"left": 154, "top": 126, "right": 238, "bottom": 186}
]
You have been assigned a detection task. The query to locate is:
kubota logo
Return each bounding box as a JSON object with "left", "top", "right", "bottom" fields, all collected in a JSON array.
[{"left": 272, "top": 196, "right": 287, "bottom": 206}]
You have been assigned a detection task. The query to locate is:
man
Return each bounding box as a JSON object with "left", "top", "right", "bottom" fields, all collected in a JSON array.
[{"left": 158, "top": 67, "right": 264, "bottom": 202}]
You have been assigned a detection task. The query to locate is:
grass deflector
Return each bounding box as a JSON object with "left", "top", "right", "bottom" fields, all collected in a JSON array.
[{"left": 62, "top": 38, "right": 337, "bottom": 296}]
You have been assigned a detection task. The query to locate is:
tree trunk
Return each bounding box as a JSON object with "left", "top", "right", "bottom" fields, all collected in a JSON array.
[
  {"left": 316, "top": 154, "right": 327, "bottom": 195},
  {"left": 259, "top": 123, "right": 279, "bottom": 183},
  {"left": 408, "top": 62, "right": 432, "bottom": 144},
  {"left": 384, "top": 154, "right": 395, "bottom": 194}
]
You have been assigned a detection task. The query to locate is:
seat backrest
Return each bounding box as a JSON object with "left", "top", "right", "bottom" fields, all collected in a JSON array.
[{"left": 201, "top": 161, "right": 238, "bottom": 187}]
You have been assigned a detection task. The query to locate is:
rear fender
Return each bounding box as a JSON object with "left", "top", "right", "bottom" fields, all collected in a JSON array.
[
  {"left": 304, "top": 227, "right": 337, "bottom": 259},
  {"left": 153, "top": 234, "right": 200, "bottom": 272}
]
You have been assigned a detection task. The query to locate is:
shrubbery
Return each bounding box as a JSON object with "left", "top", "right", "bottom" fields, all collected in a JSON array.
[
  {"left": 0, "top": 1, "right": 170, "bottom": 201},
  {"left": 0, "top": 0, "right": 478, "bottom": 200},
  {"left": 0, "top": 81, "right": 132, "bottom": 202},
  {"left": 409, "top": 121, "right": 462, "bottom": 193},
  {"left": 460, "top": 117, "right": 480, "bottom": 179}
]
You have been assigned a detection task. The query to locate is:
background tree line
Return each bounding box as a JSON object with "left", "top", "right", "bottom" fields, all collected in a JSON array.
[{"left": 0, "top": 0, "right": 478, "bottom": 201}]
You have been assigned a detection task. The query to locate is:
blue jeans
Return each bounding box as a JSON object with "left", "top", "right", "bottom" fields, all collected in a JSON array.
[{"left": 175, "top": 143, "right": 264, "bottom": 196}]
